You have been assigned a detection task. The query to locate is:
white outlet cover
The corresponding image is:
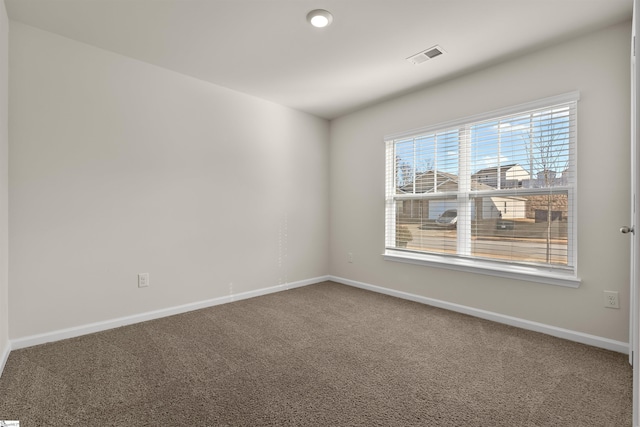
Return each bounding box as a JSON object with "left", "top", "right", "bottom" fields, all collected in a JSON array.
[
  {"left": 138, "top": 273, "right": 149, "bottom": 288},
  {"left": 603, "top": 290, "right": 619, "bottom": 308}
]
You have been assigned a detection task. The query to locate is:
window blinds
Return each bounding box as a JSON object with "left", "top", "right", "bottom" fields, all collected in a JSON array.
[{"left": 385, "top": 93, "right": 578, "bottom": 272}]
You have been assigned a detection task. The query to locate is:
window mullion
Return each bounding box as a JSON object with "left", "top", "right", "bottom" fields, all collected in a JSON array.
[
  {"left": 412, "top": 137, "right": 416, "bottom": 195},
  {"left": 497, "top": 121, "right": 502, "bottom": 190},
  {"left": 434, "top": 134, "right": 438, "bottom": 193},
  {"left": 458, "top": 125, "right": 471, "bottom": 256},
  {"left": 385, "top": 140, "right": 396, "bottom": 248}
]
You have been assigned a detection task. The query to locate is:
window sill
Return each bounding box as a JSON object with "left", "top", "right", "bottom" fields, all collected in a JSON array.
[{"left": 383, "top": 249, "right": 581, "bottom": 288}]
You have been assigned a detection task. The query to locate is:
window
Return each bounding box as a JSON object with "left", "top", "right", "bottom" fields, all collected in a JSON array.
[{"left": 384, "top": 92, "right": 579, "bottom": 286}]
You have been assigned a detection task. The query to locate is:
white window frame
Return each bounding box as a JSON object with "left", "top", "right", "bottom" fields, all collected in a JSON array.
[{"left": 384, "top": 92, "right": 581, "bottom": 288}]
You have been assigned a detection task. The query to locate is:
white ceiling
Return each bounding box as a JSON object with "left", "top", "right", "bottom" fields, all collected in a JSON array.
[{"left": 5, "top": 0, "right": 633, "bottom": 119}]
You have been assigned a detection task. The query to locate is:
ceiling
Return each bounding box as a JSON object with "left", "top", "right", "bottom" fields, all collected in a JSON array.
[{"left": 4, "top": 0, "right": 633, "bottom": 120}]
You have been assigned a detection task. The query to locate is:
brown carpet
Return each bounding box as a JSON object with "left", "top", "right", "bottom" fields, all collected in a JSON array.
[{"left": 0, "top": 281, "right": 632, "bottom": 426}]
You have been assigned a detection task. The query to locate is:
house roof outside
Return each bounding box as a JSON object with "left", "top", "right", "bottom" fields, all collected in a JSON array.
[
  {"left": 399, "top": 170, "right": 495, "bottom": 194},
  {"left": 472, "top": 164, "right": 520, "bottom": 177}
]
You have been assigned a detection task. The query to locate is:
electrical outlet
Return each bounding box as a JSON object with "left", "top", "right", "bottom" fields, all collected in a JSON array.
[
  {"left": 603, "top": 290, "right": 619, "bottom": 309},
  {"left": 138, "top": 273, "right": 149, "bottom": 288},
  {"left": 348, "top": 252, "right": 353, "bottom": 263}
]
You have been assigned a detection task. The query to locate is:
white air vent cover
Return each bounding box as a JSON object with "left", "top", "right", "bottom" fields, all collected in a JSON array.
[{"left": 407, "top": 45, "right": 446, "bottom": 65}]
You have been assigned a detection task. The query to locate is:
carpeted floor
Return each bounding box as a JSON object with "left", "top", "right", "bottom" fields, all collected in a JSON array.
[{"left": 0, "top": 281, "right": 633, "bottom": 426}]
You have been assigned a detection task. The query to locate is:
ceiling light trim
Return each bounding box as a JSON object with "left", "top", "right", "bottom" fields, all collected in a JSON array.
[{"left": 307, "top": 9, "right": 333, "bottom": 28}]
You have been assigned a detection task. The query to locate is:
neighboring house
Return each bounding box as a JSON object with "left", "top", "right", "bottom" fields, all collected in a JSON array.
[
  {"left": 521, "top": 169, "right": 570, "bottom": 221},
  {"left": 397, "top": 169, "right": 526, "bottom": 222},
  {"left": 398, "top": 170, "right": 460, "bottom": 194},
  {"left": 397, "top": 170, "right": 458, "bottom": 222},
  {"left": 471, "top": 164, "right": 530, "bottom": 189},
  {"left": 521, "top": 169, "right": 569, "bottom": 188}
]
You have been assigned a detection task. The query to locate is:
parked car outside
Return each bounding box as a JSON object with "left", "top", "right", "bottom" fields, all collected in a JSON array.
[
  {"left": 435, "top": 209, "right": 457, "bottom": 228},
  {"left": 496, "top": 219, "right": 515, "bottom": 230}
]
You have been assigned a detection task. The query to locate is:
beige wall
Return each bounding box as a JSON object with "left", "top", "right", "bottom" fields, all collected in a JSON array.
[
  {"left": 329, "top": 21, "right": 632, "bottom": 342},
  {"left": 8, "top": 22, "right": 330, "bottom": 339},
  {"left": 0, "top": 1, "right": 9, "bottom": 361}
]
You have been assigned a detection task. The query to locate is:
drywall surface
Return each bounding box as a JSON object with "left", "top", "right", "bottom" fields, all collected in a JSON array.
[
  {"left": 329, "top": 21, "right": 632, "bottom": 343},
  {"left": 9, "top": 22, "right": 329, "bottom": 339},
  {"left": 0, "top": 1, "right": 9, "bottom": 363}
]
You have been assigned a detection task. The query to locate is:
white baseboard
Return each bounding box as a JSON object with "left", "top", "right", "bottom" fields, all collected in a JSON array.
[
  {"left": 0, "top": 340, "right": 10, "bottom": 379},
  {"left": 11, "top": 275, "right": 330, "bottom": 350},
  {"left": 9, "top": 274, "right": 628, "bottom": 355},
  {"left": 329, "top": 275, "right": 629, "bottom": 354}
]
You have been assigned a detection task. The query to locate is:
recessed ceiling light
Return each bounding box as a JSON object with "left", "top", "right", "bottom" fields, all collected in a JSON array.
[{"left": 307, "top": 9, "right": 333, "bottom": 28}]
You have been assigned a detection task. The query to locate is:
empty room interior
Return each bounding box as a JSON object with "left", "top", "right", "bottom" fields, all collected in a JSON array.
[{"left": 0, "top": 0, "right": 639, "bottom": 425}]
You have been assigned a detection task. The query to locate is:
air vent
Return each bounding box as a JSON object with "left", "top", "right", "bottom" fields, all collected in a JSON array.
[{"left": 406, "top": 45, "right": 446, "bottom": 65}]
